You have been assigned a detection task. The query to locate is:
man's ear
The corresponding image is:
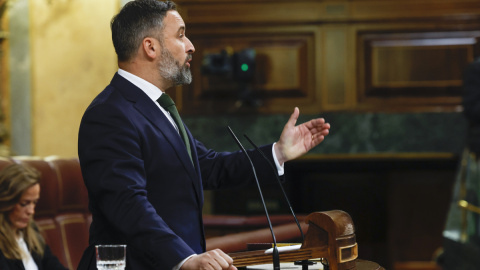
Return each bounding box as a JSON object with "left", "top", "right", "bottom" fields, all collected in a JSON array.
[{"left": 142, "top": 37, "right": 160, "bottom": 59}]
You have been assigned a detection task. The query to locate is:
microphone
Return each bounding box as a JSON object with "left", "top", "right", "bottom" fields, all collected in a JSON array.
[
  {"left": 244, "top": 134, "right": 315, "bottom": 270},
  {"left": 243, "top": 134, "right": 305, "bottom": 242},
  {"left": 227, "top": 126, "right": 281, "bottom": 270}
]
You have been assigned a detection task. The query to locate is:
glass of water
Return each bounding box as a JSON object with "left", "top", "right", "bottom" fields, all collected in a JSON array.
[{"left": 95, "top": 244, "right": 126, "bottom": 270}]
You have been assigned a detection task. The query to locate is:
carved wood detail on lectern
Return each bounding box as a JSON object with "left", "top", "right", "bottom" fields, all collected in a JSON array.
[{"left": 229, "top": 210, "right": 383, "bottom": 270}]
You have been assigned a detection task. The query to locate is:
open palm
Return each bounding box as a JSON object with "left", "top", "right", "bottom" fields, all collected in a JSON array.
[{"left": 275, "top": 107, "right": 330, "bottom": 165}]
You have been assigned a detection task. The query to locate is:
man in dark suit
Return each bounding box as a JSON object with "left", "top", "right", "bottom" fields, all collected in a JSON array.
[{"left": 77, "top": 1, "right": 330, "bottom": 269}]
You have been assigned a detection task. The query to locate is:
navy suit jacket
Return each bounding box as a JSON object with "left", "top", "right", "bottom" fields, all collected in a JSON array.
[{"left": 77, "top": 73, "right": 280, "bottom": 269}]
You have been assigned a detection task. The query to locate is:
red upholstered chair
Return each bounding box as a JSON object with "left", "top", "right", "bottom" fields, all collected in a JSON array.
[
  {"left": 55, "top": 213, "right": 90, "bottom": 269},
  {"left": 35, "top": 218, "right": 67, "bottom": 266},
  {"left": 47, "top": 157, "right": 88, "bottom": 213},
  {"left": 47, "top": 157, "right": 90, "bottom": 269}
]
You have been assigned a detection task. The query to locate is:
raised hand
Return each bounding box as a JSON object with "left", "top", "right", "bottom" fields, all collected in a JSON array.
[{"left": 274, "top": 107, "right": 330, "bottom": 165}]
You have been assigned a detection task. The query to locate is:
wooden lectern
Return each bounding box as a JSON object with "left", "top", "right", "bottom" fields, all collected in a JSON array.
[{"left": 229, "top": 210, "right": 384, "bottom": 270}]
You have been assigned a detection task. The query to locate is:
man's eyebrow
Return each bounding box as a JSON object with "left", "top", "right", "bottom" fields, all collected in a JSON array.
[{"left": 178, "top": 26, "right": 185, "bottom": 33}]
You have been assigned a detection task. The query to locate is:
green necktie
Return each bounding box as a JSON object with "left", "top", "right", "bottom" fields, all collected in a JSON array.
[{"left": 157, "top": 94, "right": 193, "bottom": 163}]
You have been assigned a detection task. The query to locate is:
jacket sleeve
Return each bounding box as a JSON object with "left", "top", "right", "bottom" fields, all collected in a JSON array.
[{"left": 195, "top": 139, "right": 283, "bottom": 190}]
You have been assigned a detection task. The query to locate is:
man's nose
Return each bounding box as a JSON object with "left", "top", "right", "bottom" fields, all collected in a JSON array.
[{"left": 185, "top": 37, "right": 195, "bottom": 53}]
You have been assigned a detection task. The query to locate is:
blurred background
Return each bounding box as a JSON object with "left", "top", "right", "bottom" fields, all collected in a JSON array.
[{"left": 2, "top": 0, "right": 480, "bottom": 269}]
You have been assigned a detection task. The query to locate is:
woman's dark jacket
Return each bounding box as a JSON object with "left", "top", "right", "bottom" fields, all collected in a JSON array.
[{"left": 0, "top": 245, "right": 68, "bottom": 270}]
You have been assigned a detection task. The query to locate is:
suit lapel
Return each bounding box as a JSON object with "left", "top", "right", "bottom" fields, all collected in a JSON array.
[
  {"left": 185, "top": 126, "right": 203, "bottom": 205},
  {"left": 110, "top": 74, "right": 202, "bottom": 204}
]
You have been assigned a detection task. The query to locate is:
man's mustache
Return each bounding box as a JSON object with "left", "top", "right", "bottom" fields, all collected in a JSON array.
[{"left": 185, "top": 55, "right": 192, "bottom": 65}]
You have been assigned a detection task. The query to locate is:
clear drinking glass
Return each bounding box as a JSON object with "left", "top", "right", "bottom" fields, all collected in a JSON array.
[{"left": 95, "top": 244, "right": 126, "bottom": 270}]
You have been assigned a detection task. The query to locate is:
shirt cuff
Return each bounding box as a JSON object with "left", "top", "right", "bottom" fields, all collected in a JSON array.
[
  {"left": 272, "top": 143, "right": 285, "bottom": 176},
  {"left": 172, "top": 254, "right": 197, "bottom": 270}
]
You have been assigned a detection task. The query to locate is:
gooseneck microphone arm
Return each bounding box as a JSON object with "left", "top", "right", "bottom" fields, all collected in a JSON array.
[
  {"left": 243, "top": 134, "right": 305, "bottom": 242},
  {"left": 227, "top": 126, "right": 281, "bottom": 270}
]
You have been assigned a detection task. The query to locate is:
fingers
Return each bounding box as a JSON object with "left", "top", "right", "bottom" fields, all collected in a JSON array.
[
  {"left": 309, "top": 119, "right": 330, "bottom": 145},
  {"left": 301, "top": 115, "right": 328, "bottom": 131},
  {"left": 316, "top": 122, "right": 330, "bottom": 135},
  {"left": 286, "top": 107, "right": 300, "bottom": 128},
  {"left": 205, "top": 249, "right": 232, "bottom": 269},
  {"left": 215, "top": 249, "right": 234, "bottom": 268},
  {"left": 304, "top": 119, "right": 329, "bottom": 142},
  {"left": 181, "top": 249, "right": 235, "bottom": 270},
  {"left": 313, "top": 120, "right": 330, "bottom": 133},
  {"left": 311, "top": 133, "right": 325, "bottom": 145},
  {"left": 308, "top": 118, "right": 326, "bottom": 128},
  {"left": 288, "top": 108, "right": 330, "bottom": 134}
]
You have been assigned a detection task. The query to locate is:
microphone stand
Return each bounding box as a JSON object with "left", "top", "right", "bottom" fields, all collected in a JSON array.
[
  {"left": 227, "top": 127, "right": 281, "bottom": 270},
  {"left": 244, "top": 134, "right": 316, "bottom": 270},
  {"left": 244, "top": 134, "right": 305, "bottom": 241}
]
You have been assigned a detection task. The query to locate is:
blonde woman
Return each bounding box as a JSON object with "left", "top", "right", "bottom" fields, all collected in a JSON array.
[{"left": 0, "top": 164, "right": 68, "bottom": 270}]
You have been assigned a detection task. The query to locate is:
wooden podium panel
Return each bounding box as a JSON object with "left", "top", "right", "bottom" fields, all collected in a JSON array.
[
  {"left": 245, "top": 260, "right": 384, "bottom": 270},
  {"left": 246, "top": 261, "right": 322, "bottom": 269},
  {"left": 230, "top": 211, "right": 384, "bottom": 270}
]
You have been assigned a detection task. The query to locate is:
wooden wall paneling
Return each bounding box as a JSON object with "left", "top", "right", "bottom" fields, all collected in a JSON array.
[
  {"left": 367, "top": 33, "right": 472, "bottom": 93},
  {"left": 284, "top": 154, "right": 458, "bottom": 269},
  {"left": 179, "top": 1, "right": 350, "bottom": 25},
  {"left": 387, "top": 170, "right": 455, "bottom": 265},
  {"left": 347, "top": 26, "right": 358, "bottom": 111},
  {"left": 182, "top": 26, "right": 321, "bottom": 114},
  {"left": 179, "top": 0, "right": 480, "bottom": 23},
  {"left": 321, "top": 25, "right": 357, "bottom": 111},
  {"left": 355, "top": 23, "right": 480, "bottom": 111},
  {"left": 178, "top": 0, "right": 480, "bottom": 113},
  {"left": 323, "top": 28, "right": 347, "bottom": 108},
  {"left": 322, "top": 1, "right": 349, "bottom": 20},
  {"left": 350, "top": 0, "right": 480, "bottom": 21}
]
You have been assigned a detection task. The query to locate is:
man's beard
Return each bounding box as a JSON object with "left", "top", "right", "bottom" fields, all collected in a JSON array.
[{"left": 158, "top": 46, "right": 192, "bottom": 86}]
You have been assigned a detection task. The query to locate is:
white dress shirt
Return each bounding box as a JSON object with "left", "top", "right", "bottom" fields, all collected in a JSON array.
[{"left": 17, "top": 234, "right": 38, "bottom": 270}]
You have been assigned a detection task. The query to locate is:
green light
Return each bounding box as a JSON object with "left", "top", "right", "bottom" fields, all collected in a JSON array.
[{"left": 241, "top": 64, "right": 249, "bottom": 72}]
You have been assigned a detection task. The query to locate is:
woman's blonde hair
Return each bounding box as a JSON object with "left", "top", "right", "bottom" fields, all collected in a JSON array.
[{"left": 0, "top": 163, "right": 45, "bottom": 259}]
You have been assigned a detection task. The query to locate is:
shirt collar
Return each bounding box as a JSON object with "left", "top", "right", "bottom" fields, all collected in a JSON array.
[{"left": 117, "top": 69, "right": 164, "bottom": 101}]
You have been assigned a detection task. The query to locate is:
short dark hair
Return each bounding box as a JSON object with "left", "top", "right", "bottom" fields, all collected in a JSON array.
[{"left": 111, "top": 0, "right": 177, "bottom": 62}]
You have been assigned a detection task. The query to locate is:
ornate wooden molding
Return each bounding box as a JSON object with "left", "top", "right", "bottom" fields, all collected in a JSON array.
[{"left": 177, "top": 0, "right": 480, "bottom": 24}]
